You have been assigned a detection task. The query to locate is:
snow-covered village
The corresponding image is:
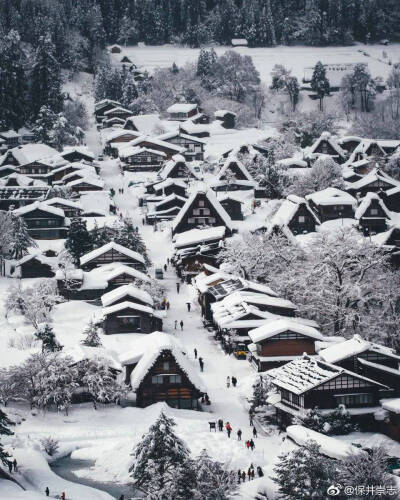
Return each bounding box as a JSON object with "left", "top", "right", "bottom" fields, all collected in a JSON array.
[{"left": 2, "top": 1, "right": 400, "bottom": 499}]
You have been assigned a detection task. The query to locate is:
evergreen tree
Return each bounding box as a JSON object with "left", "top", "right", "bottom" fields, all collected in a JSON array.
[
  {"left": 0, "top": 408, "right": 13, "bottom": 467},
  {"left": 311, "top": 61, "right": 330, "bottom": 111},
  {"left": 193, "top": 449, "right": 238, "bottom": 500},
  {"left": 121, "top": 73, "right": 138, "bottom": 109},
  {"left": 0, "top": 29, "right": 27, "bottom": 129},
  {"left": 31, "top": 33, "right": 63, "bottom": 117},
  {"left": 129, "top": 412, "right": 190, "bottom": 495},
  {"left": 81, "top": 319, "right": 102, "bottom": 347},
  {"left": 65, "top": 218, "right": 92, "bottom": 266},
  {"left": 10, "top": 214, "right": 37, "bottom": 260},
  {"left": 35, "top": 323, "right": 63, "bottom": 353},
  {"left": 272, "top": 440, "right": 337, "bottom": 499},
  {"left": 32, "top": 106, "right": 80, "bottom": 150}
]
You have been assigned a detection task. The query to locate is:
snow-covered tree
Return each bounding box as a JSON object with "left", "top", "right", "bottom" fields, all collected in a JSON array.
[
  {"left": 0, "top": 408, "right": 13, "bottom": 466},
  {"left": 130, "top": 412, "right": 190, "bottom": 495},
  {"left": 31, "top": 33, "right": 63, "bottom": 117},
  {"left": 65, "top": 218, "right": 92, "bottom": 266},
  {"left": 337, "top": 446, "right": 395, "bottom": 494},
  {"left": 281, "top": 110, "right": 338, "bottom": 148},
  {"left": 57, "top": 250, "right": 80, "bottom": 300},
  {"left": 272, "top": 440, "right": 336, "bottom": 499},
  {"left": 79, "top": 358, "right": 125, "bottom": 409},
  {"left": 9, "top": 214, "right": 37, "bottom": 260},
  {"left": 311, "top": 61, "right": 330, "bottom": 111},
  {"left": 287, "top": 156, "right": 344, "bottom": 197},
  {"left": 245, "top": 154, "right": 289, "bottom": 198},
  {"left": 121, "top": 74, "right": 138, "bottom": 109},
  {"left": 270, "top": 64, "right": 299, "bottom": 111},
  {"left": 34, "top": 354, "right": 77, "bottom": 414},
  {"left": 32, "top": 106, "right": 81, "bottom": 150},
  {"left": 251, "top": 375, "right": 273, "bottom": 410},
  {"left": 35, "top": 323, "right": 62, "bottom": 353},
  {"left": 340, "top": 63, "right": 381, "bottom": 113},
  {"left": 193, "top": 449, "right": 237, "bottom": 500},
  {"left": 0, "top": 368, "right": 19, "bottom": 407},
  {"left": 384, "top": 150, "right": 400, "bottom": 181},
  {"left": 40, "top": 436, "right": 59, "bottom": 456},
  {"left": 0, "top": 211, "right": 15, "bottom": 259},
  {"left": 81, "top": 319, "right": 102, "bottom": 347}
]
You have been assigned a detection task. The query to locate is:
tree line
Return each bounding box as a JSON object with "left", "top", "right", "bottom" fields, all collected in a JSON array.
[{"left": 1, "top": 0, "right": 399, "bottom": 49}]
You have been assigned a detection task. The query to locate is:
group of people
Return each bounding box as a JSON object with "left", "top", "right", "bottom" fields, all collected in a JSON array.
[
  {"left": 7, "top": 458, "right": 17, "bottom": 474},
  {"left": 237, "top": 464, "right": 263, "bottom": 483},
  {"left": 174, "top": 319, "right": 184, "bottom": 330},
  {"left": 226, "top": 376, "right": 238, "bottom": 388}
]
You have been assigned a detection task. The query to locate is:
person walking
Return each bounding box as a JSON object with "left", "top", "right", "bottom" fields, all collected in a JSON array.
[
  {"left": 164, "top": 264, "right": 167, "bottom": 272},
  {"left": 194, "top": 348, "right": 198, "bottom": 359},
  {"left": 167, "top": 258, "right": 170, "bottom": 265},
  {"left": 180, "top": 320, "right": 184, "bottom": 330},
  {"left": 225, "top": 422, "right": 232, "bottom": 438},
  {"left": 45, "top": 487, "right": 50, "bottom": 497},
  {"left": 245, "top": 440, "right": 250, "bottom": 450},
  {"left": 253, "top": 427, "right": 258, "bottom": 438},
  {"left": 61, "top": 493, "right": 66, "bottom": 500},
  {"left": 174, "top": 320, "right": 178, "bottom": 330},
  {"left": 176, "top": 282, "right": 180, "bottom": 294},
  {"left": 249, "top": 414, "right": 254, "bottom": 426},
  {"left": 241, "top": 471, "right": 246, "bottom": 483},
  {"left": 218, "top": 418, "right": 223, "bottom": 431},
  {"left": 119, "top": 495, "right": 125, "bottom": 500},
  {"left": 248, "top": 468, "right": 252, "bottom": 481},
  {"left": 199, "top": 357, "right": 204, "bottom": 372},
  {"left": 238, "top": 469, "right": 241, "bottom": 484},
  {"left": 166, "top": 301, "right": 170, "bottom": 310},
  {"left": 13, "top": 459, "right": 17, "bottom": 472},
  {"left": 250, "top": 439, "right": 255, "bottom": 451},
  {"left": 232, "top": 376, "right": 237, "bottom": 387},
  {"left": 226, "top": 376, "right": 231, "bottom": 388},
  {"left": 8, "top": 461, "right": 12, "bottom": 474},
  {"left": 186, "top": 302, "right": 191, "bottom": 312},
  {"left": 251, "top": 469, "right": 255, "bottom": 480},
  {"left": 237, "top": 429, "right": 242, "bottom": 441},
  {"left": 257, "top": 466, "right": 264, "bottom": 477}
]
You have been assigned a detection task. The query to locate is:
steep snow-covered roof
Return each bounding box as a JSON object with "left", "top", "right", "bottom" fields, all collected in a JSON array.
[
  {"left": 306, "top": 187, "right": 357, "bottom": 206},
  {"left": 249, "top": 319, "right": 323, "bottom": 344},
  {"left": 271, "top": 196, "right": 320, "bottom": 227},
  {"left": 119, "top": 145, "right": 167, "bottom": 159},
  {"left": 214, "top": 109, "right": 237, "bottom": 118},
  {"left": 287, "top": 425, "right": 367, "bottom": 460},
  {"left": 218, "top": 155, "right": 254, "bottom": 182},
  {"left": 308, "top": 132, "right": 346, "bottom": 158},
  {"left": 104, "top": 129, "right": 140, "bottom": 143},
  {"left": 128, "top": 135, "right": 185, "bottom": 153},
  {"left": 154, "top": 194, "right": 187, "bottom": 208},
  {"left": 61, "top": 146, "right": 95, "bottom": 159},
  {"left": 101, "top": 284, "right": 153, "bottom": 307},
  {"left": 43, "top": 197, "right": 82, "bottom": 210},
  {"left": 14, "top": 201, "right": 64, "bottom": 217},
  {"left": 104, "top": 106, "right": 132, "bottom": 116},
  {"left": 119, "top": 331, "right": 205, "bottom": 392},
  {"left": 153, "top": 178, "right": 186, "bottom": 191},
  {"left": 64, "top": 345, "right": 122, "bottom": 371},
  {"left": 102, "top": 300, "right": 163, "bottom": 319},
  {"left": 382, "top": 399, "right": 400, "bottom": 414},
  {"left": 16, "top": 252, "right": 56, "bottom": 268},
  {"left": 269, "top": 355, "right": 387, "bottom": 395},
  {"left": 355, "top": 192, "right": 392, "bottom": 220},
  {"left": 80, "top": 242, "right": 145, "bottom": 266},
  {"left": 276, "top": 158, "right": 308, "bottom": 168},
  {"left": 167, "top": 103, "right": 198, "bottom": 113},
  {"left": 318, "top": 334, "right": 399, "bottom": 364},
  {"left": 67, "top": 176, "right": 105, "bottom": 189},
  {"left": 346, "top": 168, "right": 399, "bottom": 191},
  {"left": 172, "top": 189, "right": 233, "bottom": 232},
  {"left": 157, "top": 131, "right": 206, "bottom": 144},
  {"left": 0, "top": 173, "right": 47, "bottom": 187},
  {"left": 7, "top": 143, "right": 58, "bottom": 165},
  {"left": 174, "top": 226, "right": 226, "bottom": 248},
  {"left": 124, "top": 114, "right": 163, "bottom": 135},
  {"left": 0, "top": 129, "right": 20, "bottom": 139}
]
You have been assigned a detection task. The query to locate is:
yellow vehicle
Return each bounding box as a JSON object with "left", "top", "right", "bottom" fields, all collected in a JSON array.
[{"left": 235, "top": 343, "right": 248, "bottom": 360}]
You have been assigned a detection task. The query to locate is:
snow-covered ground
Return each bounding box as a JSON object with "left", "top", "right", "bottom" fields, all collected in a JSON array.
[{"left": 113, "top": 43, "right": 400, "bottom": 85}]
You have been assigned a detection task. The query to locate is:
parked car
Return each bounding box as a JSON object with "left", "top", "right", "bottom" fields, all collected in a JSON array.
[{"left": 155, "top": 268, "right": 164, "bottom": 279}]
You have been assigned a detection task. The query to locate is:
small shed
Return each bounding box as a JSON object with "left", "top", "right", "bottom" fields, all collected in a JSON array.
[
  {"left": 231, "top": 39, "right": 248, "bottom": 47},
  {"left": 214, "top": 110, "right": 236, "bottom": 129},
  {"left": 219, "top": 195, "right": 243, "bottom": 220},
  {"left": 110, "top": 44, "right": 122, "bottom": 53}
]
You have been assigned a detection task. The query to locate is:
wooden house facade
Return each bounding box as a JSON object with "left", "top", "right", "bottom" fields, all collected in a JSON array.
[
  {"left": 14, "top": 202, "right": 69, "bottom": 239},
  {"left": 269, "top": 355, "right": 388, "bottom": 428},
  {"left": 214, "top": 110, "right": 236, "bottom": 129},
  {"left": 355, "top": 193, "right": 391, "bottom": 235},
  {"left": 15, "top": 254, "right": 55, "bottom": 278},
  {"left": 80, "top": 242, "right": 146, "bottom": 272},
  {"left": 120, "top": 147, "right": 166, "bottom": 172},
  {"left": 172, "top": 190, "right": 233, "bottom": 235},
  {"left": 305, "top": 188, "right": 356, "bottom": 222},
  {"left": 270, "top": 195, "right": 320, "bottom": 235},
  {"left": 158, "top": 132, "right": 205, "bottom": 162},
  {"left": 219, "top": 196, "right": 243, "bottom": 220},
  {"left": 102, "top": 301, "right": 163, "bottom": 334},
  {"left": 167, "top": 103, "right": 199, "bottom": 121}
]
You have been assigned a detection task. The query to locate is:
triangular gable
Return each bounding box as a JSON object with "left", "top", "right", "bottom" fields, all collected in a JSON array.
[{"left": 218, "top": 157, "right": 254, "bottom": 182}]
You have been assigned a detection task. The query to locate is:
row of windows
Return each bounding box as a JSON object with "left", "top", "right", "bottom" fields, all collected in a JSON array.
[
  {"left": 335, "top": 393, "right": 373, "bottom": 406},
  {"left": 27, "top": 219, "right": 62, "bottom": 227},
  {"left": 152, "top": 374, "right": 182, "bottom": 384},
  {"left": 281, "top": 389, "right": 302, "bottom": 407},
  {"left": 22, "top": 168, "right": 48, "bottom": 174},
  {"left": 317, "top": 376, "right": 370, "bottom": 390},
  {"left": 193, "top": 208, "right": 210, "bottom": 216},
  {"left": 188, "top": 217, "right": 217, "bottom": 225}
]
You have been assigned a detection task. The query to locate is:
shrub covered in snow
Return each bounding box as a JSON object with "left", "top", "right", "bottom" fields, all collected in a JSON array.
[{"left": 40, "top": 436, "right": 60, "bottom": 456}]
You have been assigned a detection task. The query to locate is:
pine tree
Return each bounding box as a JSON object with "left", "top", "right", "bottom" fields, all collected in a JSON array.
[
  {"left": 0, "top": 29, "right": 27, "bottom": 129},
  {"left": 272, "top": 440, "right": 337, "bottom": 499},
  {"left": 81, "top": 319, "right": 102, "bottom": 347},
  {"left": 311, "top": 61, "right": 330, "bottom": 111},
  {"left": 10, "top": 214, "right": 37, "bottom": 260},
  {"left": 0, "top": 408, "right": 13, "bottom": 467},
  {"left": 130, "top": 412, "right": 190, "bottom": 495},
  {"left": 35, "top": 323, "right": 62, "bottom": 353},
  {"left": 65, "top": 218, "right": 92, "bottom": 266},
  {"left": 121, "top": 73, "right": 138, "bottom": 109},
  {"left": 31, "top": 33, "right": 63, "bottom": 117},
  {"left": 193, "top": 449, "right": 238, "bottom": 500}
]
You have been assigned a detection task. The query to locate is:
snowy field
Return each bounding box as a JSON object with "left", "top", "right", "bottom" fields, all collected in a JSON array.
[{"left": 113, "top": 43, "right": 400, "bottom": 84}]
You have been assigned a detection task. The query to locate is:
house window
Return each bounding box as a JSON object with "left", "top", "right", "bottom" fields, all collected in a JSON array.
[
  {"left": 118, "top": 316, "right": 141, "bottom": 329},
  {"left": 335, "top": 393, "right": 373, "bottom": 407},
  {"left": 199, "top": 200, "right": 205, "bottom": 207},
  {"left": 370, "top": 208, "right": 378, "bottom": 216},
  {"left": 200, "top": 208, "right": 210, "bottom": 216},
  {"left": 163, "top": 361, "right": 170, "bottom": 370},
  {"left": 193, "top": 209, "right": 200, "bottom": 215},
  {"left": 152, "top": 375, "right": 164, "bottom": 384},
  {"left": 298, "top": 215, "right": 306, "bottom": 223},
  {"left": 188, "top": 218, "right": 195, "bottom": 223},
  {"left": 169, "top": 374, "right": 182, "bottom": 383}
]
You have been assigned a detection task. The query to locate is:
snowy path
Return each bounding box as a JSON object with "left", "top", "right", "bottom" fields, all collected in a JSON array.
[{"left": 97, "top": 162, "right": 283, "bottom": 471}]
